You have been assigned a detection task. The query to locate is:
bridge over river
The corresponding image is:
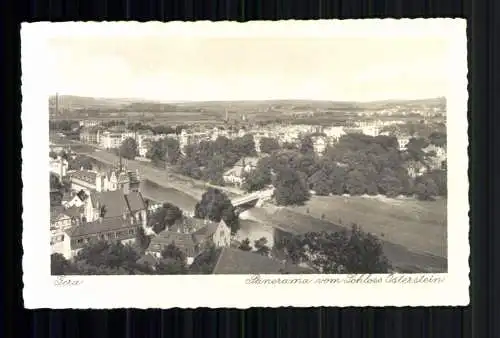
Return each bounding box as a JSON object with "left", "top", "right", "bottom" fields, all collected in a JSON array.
[{"left": 73, "top": 145, "right": 447, "bottom": 273}]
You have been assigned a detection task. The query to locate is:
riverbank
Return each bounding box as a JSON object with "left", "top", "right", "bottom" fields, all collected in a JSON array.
[
  {"left": 87, "top": 151, "right": 447, "bottom": 272},
  {"left": 291, "top": 195, "right": 447, "bottom": 259}
]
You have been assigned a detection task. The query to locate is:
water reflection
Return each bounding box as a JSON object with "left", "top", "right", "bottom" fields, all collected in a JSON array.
[{"left": 90, "top": 157, "right": 274, "bottom": 245}]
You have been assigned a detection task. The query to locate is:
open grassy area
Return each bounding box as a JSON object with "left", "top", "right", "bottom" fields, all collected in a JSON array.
[{"left": 291, "top": 195, "right": 447, "bottom": 259}]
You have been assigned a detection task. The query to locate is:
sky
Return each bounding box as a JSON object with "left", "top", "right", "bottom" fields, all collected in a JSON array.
[{"left": 48, "top": 36, "right": 449, "bottom": 102}]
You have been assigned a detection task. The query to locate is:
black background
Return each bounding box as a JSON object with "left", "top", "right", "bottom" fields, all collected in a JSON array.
[{"left": 3, "top": 0, "right": 498, "bottom": 337}]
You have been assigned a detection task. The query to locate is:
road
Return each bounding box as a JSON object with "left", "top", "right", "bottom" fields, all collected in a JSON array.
[
  {"left": 80, "top": 148, "right": 244, "bottom": 201},
  {"left": 69, "top": 141, "right": 447, "bottom": 273}
]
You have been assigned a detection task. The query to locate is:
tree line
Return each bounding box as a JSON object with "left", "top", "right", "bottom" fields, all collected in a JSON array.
[
  {"left": 145, "top": 134, "right": 257, "bottom": 186},
  {"left": 243, "top": 133, "right": 447, "bottom": 205},
  {"left": 51, "top": 223, "right": 391, "bottom": 275}
]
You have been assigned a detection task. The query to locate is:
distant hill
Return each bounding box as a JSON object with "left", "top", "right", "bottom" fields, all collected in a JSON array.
[
  {"left": 48, "top": 95, "right": 162, "bottom": 109},
  {"left": 49, "top": 95, "right": 445, "bottom": 121},
  {"left": 355, "top": 97, "right": 446, "bottom": 109}
]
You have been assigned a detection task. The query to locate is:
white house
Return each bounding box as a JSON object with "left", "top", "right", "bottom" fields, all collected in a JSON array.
[
  {"left": 52, "top": 216, "right": 140, "bottom": 260},
  {"left": 62, "top": 190, "right": 88, "bottom": 208},
  {"left": 312, "top": 136, "right": 327, "bottom": 156},
  {"left": 49, "top": 157, "right": 69, "bottom": 178},
  {"left": 222, "top": 157, "right": 261, "bottom": 186}
]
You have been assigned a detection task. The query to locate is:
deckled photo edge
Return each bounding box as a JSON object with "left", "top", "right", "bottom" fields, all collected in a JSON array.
[{"left": 21, "top": 19, "right": 469, "bottom": 309}]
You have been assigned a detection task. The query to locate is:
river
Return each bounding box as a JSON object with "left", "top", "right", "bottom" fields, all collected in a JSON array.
[
  {"left": 89, "top": 157, "right": 273, "bottom": 244},
  {"left": 87, "top": 156, "right": 446, "bottom": 272}
]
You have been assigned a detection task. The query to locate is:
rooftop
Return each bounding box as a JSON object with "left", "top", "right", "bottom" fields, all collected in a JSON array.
[
  {"left": 149, "top": 230, "right": 196, "bottom": 251},
  {"left": 66, "top": 216, "right": 137, "bottom": 238},
  {"left": 212, "top": 247, "right": 311, "bottom": 274},
  {"left": 69, "top": 170, "right": 97, "bottom": 184}
]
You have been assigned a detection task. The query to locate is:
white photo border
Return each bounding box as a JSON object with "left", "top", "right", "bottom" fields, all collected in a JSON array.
[{"left": 21, "top": 19, "right": 469, "bottom": 309}]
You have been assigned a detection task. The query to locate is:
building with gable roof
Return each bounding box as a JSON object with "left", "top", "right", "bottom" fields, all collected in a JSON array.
[
  {"left": 83, "top": 190, "right": 148, "bottom": 228},
  {"left": 223, "top": 156, "right": 262, "bottom": 186},
  {"left": 49, "top": 156, "right": 69, "bottom": 178},
  {"left": 146, "top": 218, "right": 231, "bottom": 265},
  {"left": 69, "top": 167, "right": 141, "bottom": 194},
  {"left": 211, "top": 247, "right": 313, "bottom": 274},
  {"left": 62, "top": 189, "right": 88, "bottom": 208},
  {"left": 53, "top": 216, "right": 141, "bottom": 259}
]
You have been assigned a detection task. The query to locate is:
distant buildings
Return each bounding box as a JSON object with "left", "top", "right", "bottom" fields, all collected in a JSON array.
[
  {"left": 223, "top": 156, "right": 261, "bottom": 186},
  {"left": 79, "top": 120, "right": 99, "bottom": 128},
  {"left": 99, "top": 131, "right": 122, "bottom": 149},
  {"left": 79, "top": 127, "right": 100, "bottom": 144},
  {"left": 68, "top": 168, "right": 141, "bottom": 194},
  {"left": 398, "top": 137, "right": 411, "bottom": 151},
  {"left": 311, "top": 135, "right": 327, "bottom": 156}
]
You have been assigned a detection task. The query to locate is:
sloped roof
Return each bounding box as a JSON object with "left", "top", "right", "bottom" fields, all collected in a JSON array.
[
  {"left": 69, "top": 170, "right": 97, "bottom": 184},
  {"left": 168, "top": 217, "right": 211, "bottom": 234},
  {"left": 66, "top": 216, "right": 135, "bottom": 238},
  {"left": 192, "top": 220, "right": 224, "bottom": 243},
  {"left": 65, "top": 205, "right": 83, "bottom": 218},
  {"left": 235, "top": 157, "right": 260, "bottom": 167},
  {"left": 76, "top": 189, "right": 88, "bottom": 201},
  {"left": 117, "top": 172, "right": 130, "bottom": 184},
  {"left": 92, "top": 190, "right": 130, "bottom": 218},
  {"left": 223, "top": 167, "right": 244, "bottom": 177},
  {"left": 125, "top": 191, "right": 146, "bottom": 212},
  {"left": 149, "top": 230, "right": 196, "bottom": 252},
  {"left": 212, "top": 248, "right": 311, "bottom": 274}
]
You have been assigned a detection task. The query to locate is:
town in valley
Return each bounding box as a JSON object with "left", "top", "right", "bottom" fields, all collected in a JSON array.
[{"left": 49, "top": 95, "right": 447, "bottom": 275}]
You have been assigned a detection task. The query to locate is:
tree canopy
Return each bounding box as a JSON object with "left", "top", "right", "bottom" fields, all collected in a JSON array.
[
  {"left": 259, "top": 137, "right": 280, "bottom": 154},
  {"left": 194, "top": 188, "right": 239, "bottom": 234},
  {"left": 119, "top": 137, "right": 138, "bottom": 160},
  {"left": 278, "top": 225, "right": 392, "bottom": 273},
  {"left": 148, "top": 202, "right": 183, "bottom": 234},
  {"left": 146, "top": 138, "right": 181, "bottom": 165}
]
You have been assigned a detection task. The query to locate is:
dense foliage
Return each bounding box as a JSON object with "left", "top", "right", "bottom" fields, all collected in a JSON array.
[
  {"left": 148, "top": 202, "right": 184, "bottom": 234},
  {"left": 241, "top": 133, "right": 446, "bottom": 204},
  {"left": 119, "top": 137, "right": 138, "bottom": 160},
  {"left": 68, "top": 155, "right": 93, "bottom": 171},
  {"left": 51, "top": 241, "right": 221, "bottom": 276},
  {"left": 259, "top": 137, "right": 281, "bottom": 154},
  {"left": 277, "top": 224, "right": 392, "bottom": 273},
  {"left": 146, "top": 137, "right": 181, "bottom": 165},
  {"left": 175, "top": 135, "right": 256, "bottom": 184},
  {"left": 194, "top": 188, "right": 239, "bottom": 234}
]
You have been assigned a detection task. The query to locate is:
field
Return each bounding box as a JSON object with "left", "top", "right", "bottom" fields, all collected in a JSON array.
[
  {"left": 291, "top": 195, "right": 447, "bottom": 259},
  {"left": 50, "top": 95, "right": 446, "bottom": 125}
]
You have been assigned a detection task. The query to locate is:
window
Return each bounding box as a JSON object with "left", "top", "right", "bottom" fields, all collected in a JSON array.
[
  {"left": 108, "top": 232, "right": 115, "bottom": 239},
  {"left": 77, "top": 239, "right": 83, "bottom": 244},
  {"left": 128, "top": 229, "right": 135, "bottom": 235}
]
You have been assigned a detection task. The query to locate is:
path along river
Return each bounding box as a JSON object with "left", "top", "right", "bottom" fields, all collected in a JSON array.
[{"left": 87, "top": 155, "right": 447, "bottom": 273}]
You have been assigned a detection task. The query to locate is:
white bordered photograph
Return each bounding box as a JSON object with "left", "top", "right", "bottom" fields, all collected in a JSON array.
[{"left": 22, "top": 19, "right": 469, "bottom": 309}]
